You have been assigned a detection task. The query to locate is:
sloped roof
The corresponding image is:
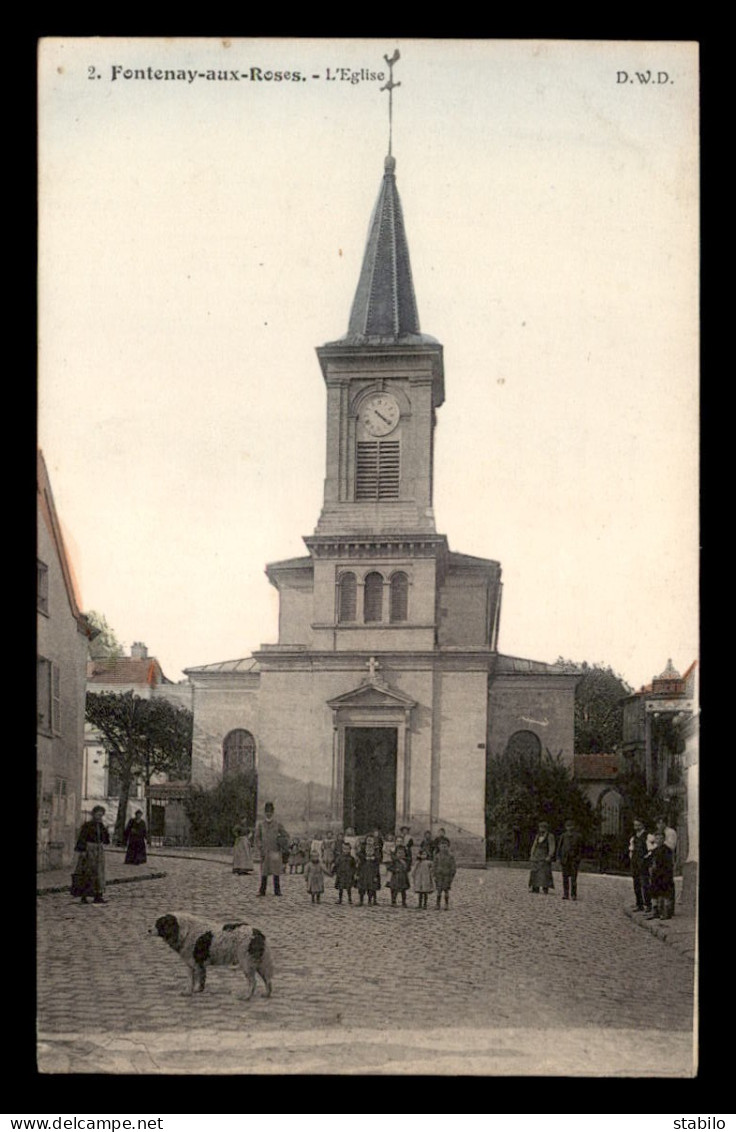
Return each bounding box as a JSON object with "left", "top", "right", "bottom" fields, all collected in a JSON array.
[
  {"left": 573, "top": 754, "right": 620, "bottom": 780},
  {"left": 447, "top": 550, "right": 501, "bottom": 570},
  {"left": 331, "top": 156, "right": 436, "bottom": 346},
  {"left": 495, "top": 654, "right": 578, "bottom": 676},
  {"left": 37, "top": 450, "right": 96, "bottom": 639},
  {"left": 327, "top": 679, "right": 416, "bottom": 710},
  {"left": 87, "top": 656, "right": 167, "bottom": 686},
  {"left": 183, "top": 657, "right": 260, "bottom": 675}
]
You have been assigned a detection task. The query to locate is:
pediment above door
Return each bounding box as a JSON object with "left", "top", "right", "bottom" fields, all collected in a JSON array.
[{"left": 327, "top": 680, "right": 416, "bottom": 711}]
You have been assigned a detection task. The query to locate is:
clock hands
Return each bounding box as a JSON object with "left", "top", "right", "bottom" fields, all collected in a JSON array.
[{"left": 374, "top": 410, "right": 392, "bottom": 425}]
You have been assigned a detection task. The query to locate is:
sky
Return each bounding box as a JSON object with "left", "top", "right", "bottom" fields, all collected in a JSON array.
[{"left": 38, "top": 38, "right": 699, "bottom": 693}]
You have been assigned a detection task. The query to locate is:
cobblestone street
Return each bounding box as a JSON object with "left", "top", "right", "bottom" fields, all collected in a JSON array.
[{"left": 37, "top": 855, "right": 696, "bottom": 1075}]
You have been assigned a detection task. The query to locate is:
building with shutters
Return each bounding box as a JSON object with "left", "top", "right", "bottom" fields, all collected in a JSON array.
[{"left": 37, "top": 450, "right": 98, "bottom": 869}]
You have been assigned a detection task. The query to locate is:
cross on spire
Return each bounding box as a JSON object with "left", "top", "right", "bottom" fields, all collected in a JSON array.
[
  {"left": 381, "top": 49, "right": 401, "bottom": 158},
  {"left": 366, "top": 656, "right": 381, "bottom": 681}
]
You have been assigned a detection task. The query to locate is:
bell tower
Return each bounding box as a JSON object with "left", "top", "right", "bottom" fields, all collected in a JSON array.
[{"left": 313, "top": 153, "right": 444, "bottom": 539}]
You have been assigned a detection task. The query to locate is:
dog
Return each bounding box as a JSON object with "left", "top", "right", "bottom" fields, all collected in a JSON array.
[{"left": 151, "top": 912, "right": 273, "bottom": 998}]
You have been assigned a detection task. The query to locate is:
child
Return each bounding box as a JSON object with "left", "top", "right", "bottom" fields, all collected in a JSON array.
[
  {"left": 322, "top": 831, "right": 336, "bottom": 876},
  {"left": 356, "top": 835, "right": 381, "bottom": 906},
  {"left": 287, "top": 838, "right": 302, "bottom": 875},
  {"left": 334, "top": 843, "right": 356, "bottom": 904},
  {"left": 646, "top": 832, "right": 675, "bottom": 920},
  {"left": 398, "top": 825, "right": 414, "bottom": 867},
  {"left": 412, "top": 849, "right": 434, "bottom": 909},
  {"left": 386, "top": 844, "right": 411, "bottom": 906},
  {"left": 382, "top": 833, "right": 396, "bottom": 879},
  {"left": 310, "top": 830, "right": 325, "bottom": 864},
  {"left": 304, "top": 851, "right": 326, "bottom": 904},
  {"left": 433, "top": 842, "right": 457, "bottom": 908},
  {"left": 431, "top": 827, "right": 451, "bottom": 858}
]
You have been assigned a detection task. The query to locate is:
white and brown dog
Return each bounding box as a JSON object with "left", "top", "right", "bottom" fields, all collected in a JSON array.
[{"left": 151, "top": 912, "right": 273, "bottom": 998}]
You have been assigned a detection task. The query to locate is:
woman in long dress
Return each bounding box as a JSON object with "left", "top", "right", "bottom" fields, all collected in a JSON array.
[
  {"left": 232, "top": 822, "right": 254, "bottom": 874},
  {"left": 71, "top": 806, "right": 110, "bottom": 904},
  {"left": 528, "top": 821, "right": 556, "bottom": 894},
  {"left": 123, "top": 809, "right": 148, "bottom": 864}
]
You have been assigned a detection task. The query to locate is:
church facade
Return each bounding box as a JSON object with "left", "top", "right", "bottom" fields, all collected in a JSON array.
[{"left": 186, "top": 154, "right": 576, "bottom": 862}]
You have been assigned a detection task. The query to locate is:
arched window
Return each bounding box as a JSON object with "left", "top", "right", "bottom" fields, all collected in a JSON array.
[
  {"left": 364, "top": 572, "right": 384, "bottom": 622},
  {"left": 338, "top": 572, "right": 357, "bottom": 622},
  {"left": 390, "top": 572, "right": 409, "bottom": 622},
  {"left": 223, "top": 729, "right": 256, "bottom": 777},
  {"left": 503, "top": 730, "right": 542, "bottom": 763}
]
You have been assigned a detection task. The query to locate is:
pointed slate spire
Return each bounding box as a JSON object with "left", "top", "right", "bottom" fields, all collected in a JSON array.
[{"left": 344, "top": 155, "right": 426, "bottom": 343}]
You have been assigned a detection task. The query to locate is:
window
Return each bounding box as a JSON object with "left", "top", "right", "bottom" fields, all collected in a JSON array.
[
  {"left": 37, "top": 658, "right": 51, "bottom": 731},
  {"left": 223, "top": 729, "right": 256, "bottom": 777},
  {"left": 356, "top": 441, "right": 400, "bottom": 500},
  {"left": 37, "top": 560, "right": 49, "bottom": 615},
  {"left": 338, "top": 572, "right": 357, "bottom": 622},
  {"left": 364, "top": 572, "right": 384, "bottom": 622},
  {"left": 37, "top": 658, "right": 61, "bottom": 735},
  {"left": 52, "top": 664, "right": 61, "bottom": 734},
  {"left": 390, "top": 572, "right": 409, "bottom": 622},
  {"left": 504, "top": 730, "right": 542, "bottom": 762}
]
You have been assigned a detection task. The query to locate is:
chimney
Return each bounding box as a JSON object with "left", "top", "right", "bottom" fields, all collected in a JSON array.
[{"left": 131, "top": 642, "right": 148, "bottom": 660}]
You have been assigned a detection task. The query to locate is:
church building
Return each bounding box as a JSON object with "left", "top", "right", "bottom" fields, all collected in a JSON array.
[{"left": 186, "top": 150, "right": 577, "bottom": 862}]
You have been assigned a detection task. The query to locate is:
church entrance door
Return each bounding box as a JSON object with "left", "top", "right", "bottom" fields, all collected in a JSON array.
[{"left": 343, "top": 727, "right": 397, "bottom": 834}]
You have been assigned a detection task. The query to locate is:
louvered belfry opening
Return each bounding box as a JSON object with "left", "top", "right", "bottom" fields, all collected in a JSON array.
[{"left": 356, "top": 440, "right": 400, "bottom": 500}]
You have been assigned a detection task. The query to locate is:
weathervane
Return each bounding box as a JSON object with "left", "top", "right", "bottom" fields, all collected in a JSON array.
[{"left": 381, "top": 49, "right": 401, "bottom": 158}]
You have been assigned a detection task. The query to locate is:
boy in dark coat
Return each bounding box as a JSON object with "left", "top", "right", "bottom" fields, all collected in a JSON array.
[
  {"left": 356, "top": 836, "right": 381, "bottom": 905},
  {"left": 334, "top": 844, "right": 356, "bottom": 904},
  {"left": 386, "top": 845, "right": 411, "bottom": 906},
  {"left": 557, "top": 820, "right": 583, "bottom": 901},
  {"left": 433, "top": 843, "right": 457, "bottom": 908}
]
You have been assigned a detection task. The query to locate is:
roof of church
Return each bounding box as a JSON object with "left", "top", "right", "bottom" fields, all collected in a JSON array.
[
  {"left": 495, "top": 654, "right": 579, "bottom": 676},
  {"left": 448, "top": 550, "right": 501, "bottom": 569},
  {"left": 183, "top": 656, "right": 260, "bottom": 675},
  {"left": 328, "top": 155, "right": 438, "bottom": 346}
]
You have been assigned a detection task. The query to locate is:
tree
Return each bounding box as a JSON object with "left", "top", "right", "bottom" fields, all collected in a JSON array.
[
  {"left": 555, "top": 659, "right": 632, "bottom": 753},
  {"left": 184, "top": 773, "right": 258, "bottom": 846},
  {"left": 485, "top": 746, "right": 594, "bottom": 860},
  {"left": 85, "top": 611, "right": 124, "bottom": 660},
  {"left": 85, "top": 691, "right": 193, "bottom": 844}
]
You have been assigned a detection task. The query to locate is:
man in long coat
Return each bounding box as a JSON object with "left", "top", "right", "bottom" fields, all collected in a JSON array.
[{"left": 254, "top": 802, "right": 288, "bottom": 896}]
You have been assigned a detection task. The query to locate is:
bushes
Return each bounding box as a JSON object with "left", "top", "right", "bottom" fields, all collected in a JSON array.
[
  {"left": 183, "top": 773, "right": 257, "bottom": 846},
  {"left": 486, "top": 748, "right": 595, "bottom": 860}
]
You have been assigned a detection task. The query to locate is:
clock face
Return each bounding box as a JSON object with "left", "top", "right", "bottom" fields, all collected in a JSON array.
[{"left": 359, "top": 393, "right": 400, "bottom": 437}]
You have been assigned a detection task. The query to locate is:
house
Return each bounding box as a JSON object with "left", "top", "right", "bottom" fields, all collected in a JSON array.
[
  {"left": 37, "top": 450, "right": 98, "bottom": 870},
  {"left": 622, "top": 658, "right": 698, "bottom": 896},
  {"left": 85, "top": 642, "right": 193, "bottom": 841}
]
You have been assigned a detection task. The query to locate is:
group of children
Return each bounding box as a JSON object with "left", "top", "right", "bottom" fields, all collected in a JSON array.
[{"left": 298, "top": 827, "right": 458, "bottom": 908}]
